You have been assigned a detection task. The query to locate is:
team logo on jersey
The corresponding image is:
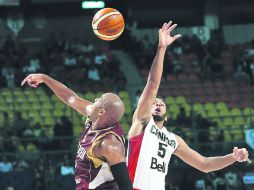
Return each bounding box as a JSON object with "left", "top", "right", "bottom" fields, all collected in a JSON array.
[
  {"left": 77, "top": 143, "right": 86, "bottom": 160},
  {"left": 150, "top": 157, "right": 166, "bottom": 173},
  {"left": 75, "top": 178, "right": 81, "bottom": 184},
  {"left": 150, "top": 125, "right": 176, "bottom": 149}
]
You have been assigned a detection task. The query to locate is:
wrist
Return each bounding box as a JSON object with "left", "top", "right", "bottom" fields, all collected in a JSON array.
[
  {"left": 41, "top": 74, "right": 48, "bottom": 82},
  {"left": 230, "top": 153, "right": 237, "bottom": 162},
  {"left": 157, "top": 45, "right": 167, "bottom": 51}
]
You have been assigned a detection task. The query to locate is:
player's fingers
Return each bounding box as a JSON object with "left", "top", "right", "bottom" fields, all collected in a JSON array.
[
  {"left": 172, "top": 34, "right": 182, "bottom": 42},
  {"left": 162, "top": 23, "right": 167, "bottom": 31},
  {"left": 21, "top": 75, "right": 30, "bottom": 86},
  {"left": 243, "top": 150, "right": 249, "bottom": 161},
  {"left": 168, "top": 24, "right": 177, "bottom": 32},
  {"left": 239, "top": 153, "right": 248, "bottom": 162},
  {"left": 239, "top": 149, "right": 247, "bottom": 156},
  {"left": 165, "top": 21, "right": 172, "bottom": 30},
  {"left": 21, "top": 79, "right": 27, "bottom": 86},
  {"left": 28, "top": 81, "right": 37, "bottom": 88},
  {"left": 245, "top": 154, "right": 249, "bottom": 162},
  {"left": 238, "top": 149, "right": 248, "bottom": 160},
  {"left": 247, "top": 158, "right": 252, "bottom": 164}
]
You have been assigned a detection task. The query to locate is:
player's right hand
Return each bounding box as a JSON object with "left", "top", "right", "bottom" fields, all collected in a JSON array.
[
  {"left": 158, "top": 21, "right": 182, "bottom": 48},
  {"left": 21, "top": 73, "right": 45, "bottom": 88}
]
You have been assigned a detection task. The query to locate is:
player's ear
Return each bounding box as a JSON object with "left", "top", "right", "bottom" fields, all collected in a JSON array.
[{"left": 99, "top": 108, "right": 106, "bottom": 116}]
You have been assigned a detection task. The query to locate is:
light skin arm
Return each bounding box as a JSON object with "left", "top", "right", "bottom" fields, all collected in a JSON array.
[
  {"left": 21, "top": 73, "right": 91, "bottom": 115},
  {"left": 128, "top": 21, "right": 181, "bottom": 139},
  {"left": 174, "top": 135, "right": 249, "bottom": 173}
]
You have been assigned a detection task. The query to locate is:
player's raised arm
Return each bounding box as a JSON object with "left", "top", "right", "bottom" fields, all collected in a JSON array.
[
  {"left": 128, "top": 21, "right": 181, "bottom": 139},
  {"left": 174, "top": 135, "right": 250, "bottom": 173},
  {"left": 21, "top": 73, "right": 91, "bottom": 115}
]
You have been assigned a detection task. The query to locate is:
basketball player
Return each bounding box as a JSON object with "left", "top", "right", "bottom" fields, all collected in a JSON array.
[
  {"left": 127, "top": 21, "right": 249, "bottom": 190},
  {"left": 21, "top": 74, "right": 132, "bottom": 190}
]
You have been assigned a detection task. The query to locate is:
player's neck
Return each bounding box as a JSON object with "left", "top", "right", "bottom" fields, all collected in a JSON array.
[
  {"left": 155, "top": 121, "right": 164, "bottom": 129},
  {"left": 91, "top": 119, "right": 114, "bottom": 130},
  {"left": 91, "top": 120, "right": 104, "bottom": 130}
]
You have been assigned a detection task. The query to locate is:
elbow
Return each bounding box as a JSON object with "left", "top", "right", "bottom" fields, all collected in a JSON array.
[
  {"left": 199, "top": 165, "right": 213, "bottom": 174},
  {"left": 199, "top": 165, "right": 210, "bottom": 173},
  {"left": 66, "top": 95, "right": 78, "bottom": 105},
  {"left": 127, "top": 132, "right": 134, "bottom": 140},
  {"left": 201, "top": 168, "right": 210, "bottom": 173},
  {"left": 199, "top": 160, "right": 211, "bottom": 173},
  {"left": 127, "top": 131, "right": 140, "bottom": 140}
]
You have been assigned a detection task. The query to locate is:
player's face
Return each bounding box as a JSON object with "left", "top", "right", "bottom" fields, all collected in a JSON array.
[
  {"left": 151, "top": 98, "right": 167, "bottom": 122},
  {"left": 86, "top": 96, "right": 106, "bottom": 121}
]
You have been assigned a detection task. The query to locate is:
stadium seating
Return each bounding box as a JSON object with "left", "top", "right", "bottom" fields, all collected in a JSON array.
[{"left": 0, "top": 83, "right": 252, "bottom": 144}]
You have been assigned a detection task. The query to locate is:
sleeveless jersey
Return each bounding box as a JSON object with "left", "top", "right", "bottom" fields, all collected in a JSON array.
[
  {"left": 75, "top": 119, "right": 125, "bottom": 190},
  {"left": 127, "top": 117, "right": 178, "bottom": 190}
]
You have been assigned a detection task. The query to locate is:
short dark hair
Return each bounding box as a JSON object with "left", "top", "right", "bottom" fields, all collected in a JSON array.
[{"left": 156, "top": 96, "right": 166, "bottom": 105}]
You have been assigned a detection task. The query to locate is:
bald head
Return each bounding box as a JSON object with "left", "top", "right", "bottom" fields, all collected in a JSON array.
[{"left": 102, "top": 93, "right": 125, "bottom": 123}]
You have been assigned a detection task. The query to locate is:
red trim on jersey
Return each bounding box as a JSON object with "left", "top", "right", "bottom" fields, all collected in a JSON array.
[{"left": 127, "top": 132, "right": 144, "bottom": 186}]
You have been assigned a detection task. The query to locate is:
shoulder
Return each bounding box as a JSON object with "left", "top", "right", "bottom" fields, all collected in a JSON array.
[
  {"left": 99, "top": 134, "right": 125, "bottom": 155},
  {"left": 101, "top": 133, "right": 122, "bottom": 145},
  {"left": 174, "top": 135, "right": 190, "bottom": 153},
  {"left": 175, "top": 135, "right": 185, "bottom": 145},
  {"left": 95, "top": 134, "right": 126, "bottom": 164}
]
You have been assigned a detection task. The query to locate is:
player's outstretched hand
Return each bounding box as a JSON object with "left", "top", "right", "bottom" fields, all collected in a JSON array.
[
  {"left": 158, "top": 21, "right": 182, "bottom": 48},
  {"left": 233, "top": 147, "right": 250, "bottom": 162},
  {"left": 21, "top": 73, "right": 45, "bottom": 88}
]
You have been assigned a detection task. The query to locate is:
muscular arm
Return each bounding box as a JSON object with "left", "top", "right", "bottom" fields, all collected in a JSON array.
[
  {"left": 94, "top": 134, "right": 132, "bottom": 190},
  {"left": 174, "top": 135, "right": 249, "bottom": 173},
  {"left": 21, "top": 74, "right": 91, "bottom": 115},
  {"left": 128, "top": 46, "right": 167, "bottom": 139},
  {"left": 128, "top": 22, "right": 181, "bottom": 139}
]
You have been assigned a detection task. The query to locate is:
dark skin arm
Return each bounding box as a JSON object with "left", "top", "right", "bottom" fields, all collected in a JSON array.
[
  {"left": 93, "top": 134, "right": 132, "bottom": 189},
  {"left": 21, "top": 73, "right": 91, "bottom": 115},
  {"left": 93, "top": 134, "right": 126, "bottom": 165}
]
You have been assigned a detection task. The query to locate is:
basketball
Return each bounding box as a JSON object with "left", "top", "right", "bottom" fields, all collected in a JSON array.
[{"left": 92, "top": 8, "right": 125, "bottom": 41}]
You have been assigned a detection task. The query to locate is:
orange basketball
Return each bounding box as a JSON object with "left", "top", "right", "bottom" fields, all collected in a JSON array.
[{"left": 92, "top": 8, "right": 125, "bottom": 41}]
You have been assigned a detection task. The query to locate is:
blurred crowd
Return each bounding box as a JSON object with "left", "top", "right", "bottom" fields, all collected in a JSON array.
[
  {"left": 125, "top": 25, "right": 254, "bottom": 83},
  {"left": 0, "top": 111, "right": 74, "bottom": 154},
  {"left": 166, "top": 171, "right": 248, "bottom": 190},
  {"left": 0, "top": 33, "right": 126, "bottom": 91},
  {"left": 172, "top": 107, "right": 220, "bottom": 153},
  {"left": 0, "top": 154, "right": 75, "bottom": 190}
]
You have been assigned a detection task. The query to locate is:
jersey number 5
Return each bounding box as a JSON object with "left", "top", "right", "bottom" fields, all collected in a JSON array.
[{"left": 158, "top": 142, "right": 167, "bottom": 158}]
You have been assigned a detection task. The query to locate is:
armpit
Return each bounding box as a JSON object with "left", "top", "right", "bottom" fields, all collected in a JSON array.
[{"left": 141, "top": 117, "right": 149, "bottom": 130}]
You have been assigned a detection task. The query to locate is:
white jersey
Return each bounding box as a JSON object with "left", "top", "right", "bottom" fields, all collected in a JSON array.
[{"left": 127, "top": 117, "right": 178, "bottom": 190}]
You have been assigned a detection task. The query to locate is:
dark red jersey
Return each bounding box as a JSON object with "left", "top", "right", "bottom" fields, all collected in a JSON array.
[{"left": 75, "top": 119, "right": 125, "bottom": 190}]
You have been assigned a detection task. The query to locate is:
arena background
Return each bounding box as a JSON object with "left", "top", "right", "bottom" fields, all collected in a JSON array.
[{"left": 0, "top": 0, "right": 254, "bottom": 189}]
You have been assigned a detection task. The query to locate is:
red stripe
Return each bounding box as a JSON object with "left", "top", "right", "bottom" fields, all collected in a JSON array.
[{"left": 127, "top": 132, "right": 144, "bottom": 185}]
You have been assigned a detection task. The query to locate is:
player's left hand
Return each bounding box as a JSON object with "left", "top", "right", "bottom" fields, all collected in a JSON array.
[
  {"left": 158, "top": 21, "right": 182, "bottom": 48},
  {"left": 233, "top": 147, "right": 249, "bottom": 162}
]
